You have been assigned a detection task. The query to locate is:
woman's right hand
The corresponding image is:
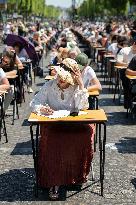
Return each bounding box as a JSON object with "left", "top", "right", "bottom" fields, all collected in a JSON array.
[{"left": 40, "top": 106, "right": 54, "bottom": 115}]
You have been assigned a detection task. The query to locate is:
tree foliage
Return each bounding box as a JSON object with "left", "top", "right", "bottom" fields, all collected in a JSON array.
[
  {"left": 77, "top": 0, "right": 135, "bottom": 18},
  {"left": 7, "top": 0, "right": 61, "bottom": 18}
]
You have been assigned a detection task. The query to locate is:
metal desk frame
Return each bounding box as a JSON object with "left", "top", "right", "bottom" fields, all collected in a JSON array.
[
  {"left": 29, "top": 111, "right": 107, "bottom": 197},
  {"left": 0, "top": 93, "right": 8, "bottom": 142}
]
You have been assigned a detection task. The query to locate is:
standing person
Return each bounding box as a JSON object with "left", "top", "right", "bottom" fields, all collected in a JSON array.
[{"left": 30, "top": 58, "right": 94, "bottom": 200}]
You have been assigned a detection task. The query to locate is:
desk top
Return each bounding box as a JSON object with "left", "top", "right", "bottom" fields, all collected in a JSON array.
[
  {"left": 96, "top": 47, "right": 105, "bottom": 50},
  {"left": 88, "top": 90, "right": 99, "bottom": 96},
  {"left": 22, "top": 60, "right": 32, "bottom": 64},
  {"left": 6, "top": 75, "right": 18, "bottom": 79},
  {"left": 109, "top": 59, "right": 116, "bottom": 63},
  {"left": 0, "top": 90, "right": 8, "bottom": 96},
  {"left": 28, "top": 109, "right": 107, "bottom": 123},
  {"left": 126, "top": 74, "right": 136, "bottom": 80},
  {"left": 18, "top": 67, "right": 24, "bottom": 70},
  {"left": 104, "top": 54, "right": 115, "bottom": 58},
  {"left": 114, "top": 65, "right": 127, "bottom": 69},
  {"left": 92, "top": 45, "right": 103, "bottom": 48}
]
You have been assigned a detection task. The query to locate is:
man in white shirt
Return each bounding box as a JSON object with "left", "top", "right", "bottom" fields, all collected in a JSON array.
[
  {"left": 108, "top": 36, "right": 128, "bottom": 56},
  {"left": 117, "top": 38, "right": 136, "bottom": 65}
]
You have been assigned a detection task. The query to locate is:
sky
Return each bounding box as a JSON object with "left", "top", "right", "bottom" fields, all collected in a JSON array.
[{"left": 46, "top": 0, "right": 72, "bottom": 8}]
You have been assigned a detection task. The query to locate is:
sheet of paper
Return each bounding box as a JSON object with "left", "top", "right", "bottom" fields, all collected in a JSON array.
[{"left": 37, "top": 110, "right": 88, "bottom": 119}]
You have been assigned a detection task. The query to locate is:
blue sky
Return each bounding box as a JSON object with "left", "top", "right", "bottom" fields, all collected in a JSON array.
[{"left": 46, "top": 0, "right": 72, "bottom": 8}]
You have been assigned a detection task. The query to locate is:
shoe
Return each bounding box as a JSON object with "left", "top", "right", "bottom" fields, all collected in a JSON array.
[
  {"left": 49, "top": 186, "right": 59, "bottom": 200},
  {"left": 28, "top": 87, "right": 33, "bottom": 93}
]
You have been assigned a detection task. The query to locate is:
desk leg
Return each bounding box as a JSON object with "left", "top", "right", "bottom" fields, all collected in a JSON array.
[
  {"left": 96, "top": 97, "right": 98, "bottom": 110},
  {"left": 99, "top": 124, "right": 101, "bottom": 151},
  {"left": 103, "top": 123, "right": 106, "bottom": 168},
  {"left": 30, "top": 124, "right": 39, "bottom": 197},
  {"left": 35, "top": 124, "right": 39, "bottom": 197},
  {"left": 0, "top": 97, "right": 8, "bottom": 143},
  {"left": 99, "top": 123, "right": 103, "bottom": 196},
  {"left": 94, "top": 123, "right": 98, "bottom": 152},
  {"left": 2, "top": 114, "right": 8, "bottom": 143},
  {"left": 0, "top": 105, "right": 2, "bottom": 141},
  {"left": 30, "top": 125, "right": 36, "bottom": 169},
  {"left": 99, "top": 123, "right": 107, "bottom": 196}
]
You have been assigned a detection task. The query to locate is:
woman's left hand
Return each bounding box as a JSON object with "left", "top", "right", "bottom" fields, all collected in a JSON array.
[{"left": 73, "top": 66, "right": 84, "bottom": 90}]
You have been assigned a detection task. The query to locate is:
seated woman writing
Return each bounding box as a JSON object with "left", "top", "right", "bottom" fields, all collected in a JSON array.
[{"left": 30, "top": 58, "right": 94, "bottom": 200}]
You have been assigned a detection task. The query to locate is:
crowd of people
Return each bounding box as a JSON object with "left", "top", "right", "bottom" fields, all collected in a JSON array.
[{"left": 0, "top": 17, "right": 136, "bottom": 200}]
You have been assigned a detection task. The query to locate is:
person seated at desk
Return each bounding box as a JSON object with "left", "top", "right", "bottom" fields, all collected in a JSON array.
[
  {"left": 29, "top": 32, "right": 43, "bottom": 60},
  {"left": 75, "top": 53, "right": 102, "bottom": 92},
  {"left": 1, "top": 50, "right": 23, "bottom": 103},
  {"left": 12, "top": 42, "right": 33, "bottom": 93},
  {"left": 68, "top": 48, "right": 80, "bottom": 60},
  {"left": 126, "top": 55, "right": 136, "bottom": 76},
  {"left": 97, "top": 32, "right": 108, "bottom": 48},
  {"left": 108, "top": 35, "right": 128, "bottom": 56},
  {"left": 0, "top": 67, "right": 12, "bottom": 112},
  {"left": 0, "top": 67, "right": 10, "bottom": 91},
  {"left": 75, "top": 53, "right": 102, "bottom": 109},
  {"left": 1, "top": 51, "right": 18, "bottom": 77},
  {"left": 30, "top": 58, "right": 94, "bottom": 200},
  {"left": 2, "top": 47, "right": 24, "bottom": 72},
  {"left": 116, "top": 37, "right": 136, "bottom": 66},
  {"left": 120, "top": 56, "right": 136, "bottom": 110},
  {"left": 13, "top": 42, "right": 29, "bottom": 60},
  {"left": 125, "top": 56, "right": 136, "bottom": 107}
]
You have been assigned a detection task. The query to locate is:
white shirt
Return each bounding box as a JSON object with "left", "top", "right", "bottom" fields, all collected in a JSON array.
[
  {"left": 4, "top": 24, "right": 11, "bottom": 35},
  {"left": 0, "top": 68, "right": 6, "bottom": 85},
  {"left": 108, "top": 43, "right": 118, "bottom": 56},
  {"left": 117, "top": 46, "right": 136, "bottom": 64},
  {"left": 18, "top": 48, "right": 29, "bottom": 59},
  {"left": 82, "top": 66, "right": 96, "bottom": 88},
  {"left": 30, "top": 79, "right": 89, "bottom": 112}
]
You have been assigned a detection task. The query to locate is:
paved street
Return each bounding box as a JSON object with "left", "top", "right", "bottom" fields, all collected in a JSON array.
[{"left": 0, "top": 46, "right": 136, "bottom": 204}]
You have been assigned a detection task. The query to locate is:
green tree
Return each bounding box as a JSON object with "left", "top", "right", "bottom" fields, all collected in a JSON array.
[{"left": 7, "top": 0, "right": 61, "bottom": 18}]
